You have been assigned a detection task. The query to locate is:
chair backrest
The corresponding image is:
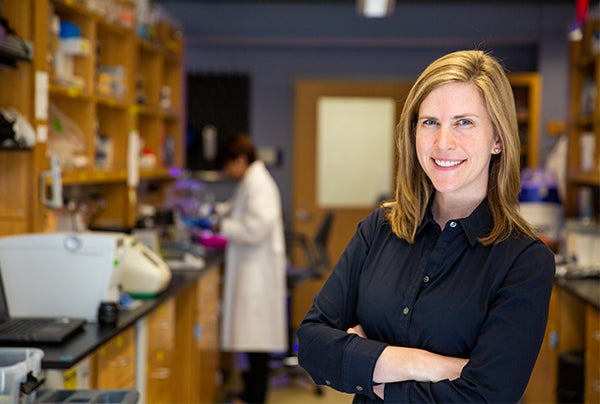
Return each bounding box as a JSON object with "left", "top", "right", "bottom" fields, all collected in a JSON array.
[{"left": 312, "top": 210, "right": 334, "bottom": 275}]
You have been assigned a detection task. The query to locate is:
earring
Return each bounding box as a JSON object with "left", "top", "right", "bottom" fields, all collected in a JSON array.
[{"left": 493, "top": 147, "right": 501, "bottom": 154}]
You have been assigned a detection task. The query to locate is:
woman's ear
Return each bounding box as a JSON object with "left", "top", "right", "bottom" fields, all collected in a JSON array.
[{"left": 492, "top": 139, "right": 502, "bottom": 155}]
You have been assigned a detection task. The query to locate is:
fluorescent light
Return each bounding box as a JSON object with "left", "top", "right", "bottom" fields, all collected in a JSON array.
[{"left": 357, "top": 0, "right": 395, "bottom": 18}]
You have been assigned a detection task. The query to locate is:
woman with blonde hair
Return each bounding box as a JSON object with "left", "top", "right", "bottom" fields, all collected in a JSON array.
[{"left": 297, "top": 50, "right": 555, "bottom": 403}]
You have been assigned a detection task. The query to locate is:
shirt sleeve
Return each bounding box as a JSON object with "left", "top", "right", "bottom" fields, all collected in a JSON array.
[
  {"left": 297, "top": 211, "right": 388, "bottom": 400},
  {"left": 384, "top": 239, "right": 556, "bottom": 403}
]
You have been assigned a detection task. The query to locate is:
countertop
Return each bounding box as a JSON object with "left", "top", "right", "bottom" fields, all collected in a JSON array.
[
  {"left": 555, "top": 277, "right": 600, "bottom": 311},
  {"left": 2, "top": 251, "right": 223, "bottom": 369}
]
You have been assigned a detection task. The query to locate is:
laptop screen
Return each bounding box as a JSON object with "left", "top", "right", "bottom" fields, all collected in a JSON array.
[{"left": 0, "top": 268, "right": 13, "bottom": 323}]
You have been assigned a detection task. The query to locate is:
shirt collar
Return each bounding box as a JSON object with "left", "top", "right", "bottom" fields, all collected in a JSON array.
[
  {"left": 418, "top": 197, "right": 493, "bottom": 246},
  {"left": 458, "top": 199, "right": 493, "bottom": 246}
]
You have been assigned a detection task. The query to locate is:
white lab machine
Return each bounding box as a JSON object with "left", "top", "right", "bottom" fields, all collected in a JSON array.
[
  {"left": 119, "top": 235, "right": 172, "bottom": 298},
  {"left": 0, "top": 232, "right": 126, "bottom": 322},
  {"left": 0, "top": 231, "right": 173, "bottom": 321}
]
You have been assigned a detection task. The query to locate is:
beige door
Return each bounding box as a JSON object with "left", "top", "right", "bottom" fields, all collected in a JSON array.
[{"left": 291, "top": 79, "right": 412, "bottom": 326}]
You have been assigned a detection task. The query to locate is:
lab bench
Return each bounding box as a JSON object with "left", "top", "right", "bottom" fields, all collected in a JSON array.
[
  {"left": 8, "top": 251, "right": 224, "bottom": 403},
  {"left": 524, "top": 277, "right": 600, "bottom": 404}
]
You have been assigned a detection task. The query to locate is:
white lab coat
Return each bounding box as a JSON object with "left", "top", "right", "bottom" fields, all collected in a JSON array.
[{"left": 219, "top": 160, "right": 287, "bottom": 352}]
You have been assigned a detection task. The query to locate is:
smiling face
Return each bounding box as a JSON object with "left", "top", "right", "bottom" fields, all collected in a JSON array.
[{"left": 416, "top": 81, "right": 501, "bottom": 204}]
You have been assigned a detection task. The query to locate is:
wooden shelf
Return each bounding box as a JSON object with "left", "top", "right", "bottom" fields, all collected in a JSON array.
[
  {"left": 0, "top": 6, "right": 217, "bottom": 401},
  {"left": 62, "top": 170, "right": 128, "bottom": 185},
  {"left": 541, "top": 23, "right": 600, "bottom": 404},
  {"left": 508, "top": 72, "right": 542, "bottom": 168},
  {"left": 0, "top": 0, "right": 185, "bottom": 234},
  {"left": 49, "top": 83, "right": 93, "bottom": 100},
  {"left": 568, "top": 171, "right": 600, "bottom": 186},
  {"left": 565, "top": 18, "right": 600, "bottom": 219}
]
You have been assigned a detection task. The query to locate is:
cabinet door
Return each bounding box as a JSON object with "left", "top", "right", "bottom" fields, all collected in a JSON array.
[
  {"left": 585, "top": 306, "right": 600, "bottom": 404},
  {"left": 523, "top": 286, "right": 560, "bottom": 403},
  {"left": 0, "top": 153, "right": 30, "bottom": 235},
  {"left": 95, "top": 327, "right": 136, "bottom": 389},
  {"left": 0, "top": 0, "right": 46, "bottom": 235},
  {"left": 173, "top": 265, "right": 222, "bottom": 403},
  {"left": 146, "top": 298, "right": 176, "bottom": 403},
  {"left": 196, "top": 267, "right": 222, "bottom": 402},
  {"left": 508, "top": 73, "right": 541, "bottom": 168}
]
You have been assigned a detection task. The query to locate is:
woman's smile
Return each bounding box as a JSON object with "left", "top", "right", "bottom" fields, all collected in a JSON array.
[{"left": 433, "top": 158, "right": 465, "bottom": 168}]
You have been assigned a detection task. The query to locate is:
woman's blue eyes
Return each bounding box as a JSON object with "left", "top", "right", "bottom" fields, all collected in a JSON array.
[{"left": 420, "top": 119, "right": 472, "bottom": 126}]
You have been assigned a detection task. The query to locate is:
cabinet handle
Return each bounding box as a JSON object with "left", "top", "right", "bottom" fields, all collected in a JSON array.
[
  {"left": 150, "top": 368, "right": 172, "bottom": 379},
  {"left": 592, "top": 331, "right": 600, "bottom": 341},
  {"left": 108, "top": 357, "right": 132, "bottom": 367},
  {"left": 548, "top": 330, "right": 559, "bottom": 349}
]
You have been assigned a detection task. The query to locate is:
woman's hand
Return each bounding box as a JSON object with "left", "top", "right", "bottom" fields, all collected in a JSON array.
[
  {"left": 373, "top": 383, "right": 385, "bottom": 400},
  {"left": 346, "top": 324, "right": 367, "bottom": 338},
  {"left": 374, "top": 346, "right": 468, "bottom": 383}
]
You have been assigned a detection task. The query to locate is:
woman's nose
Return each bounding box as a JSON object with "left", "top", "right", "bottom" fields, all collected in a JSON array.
[{"left": 435, "top": 125, "right": 456, "bottom": 150}]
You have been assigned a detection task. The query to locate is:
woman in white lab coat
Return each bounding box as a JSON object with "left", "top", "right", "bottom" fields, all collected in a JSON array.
[{"left": 216, "top": 132, "right": 287, "bottom": 403}]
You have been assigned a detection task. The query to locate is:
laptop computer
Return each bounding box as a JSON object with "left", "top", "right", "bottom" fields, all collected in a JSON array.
[{"left": 0, "top": 268, "right": 86, "bottom": 344}]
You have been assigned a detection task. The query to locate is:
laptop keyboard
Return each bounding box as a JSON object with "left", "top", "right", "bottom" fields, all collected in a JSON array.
[{"left": 0, "top": 319, "right": 51, "bottom": 335}]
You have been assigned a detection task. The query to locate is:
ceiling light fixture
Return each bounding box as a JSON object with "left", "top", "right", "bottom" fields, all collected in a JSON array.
[{"left": 357, "top": 0, "right": 395, "bottom": 18}]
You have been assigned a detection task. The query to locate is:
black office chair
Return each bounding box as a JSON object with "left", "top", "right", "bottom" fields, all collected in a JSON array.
[
  {"left": 285, "top": 210, "right": 334, "bottom": 293},
  {"left": 277, "top": 210, "right": 334, "bottom": 392}
]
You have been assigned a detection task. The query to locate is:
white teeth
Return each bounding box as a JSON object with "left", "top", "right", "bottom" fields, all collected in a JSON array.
[{"left": 434, "top": 159, "right": 462, "bottom": 167}]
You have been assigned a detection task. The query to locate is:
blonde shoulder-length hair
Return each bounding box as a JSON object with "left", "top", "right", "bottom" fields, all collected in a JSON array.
[{"left": 383, "top": 50, "right": 537, "bottom": 245}]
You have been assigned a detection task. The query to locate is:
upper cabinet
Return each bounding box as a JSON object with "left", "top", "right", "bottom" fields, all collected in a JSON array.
[
  {"left": 48, "top": 0, "right": 184, "bottom": 186},
  {"left": 0, "top": 0, "right": 44, "bottom": 236},
  {"left": 0, "top": 0, "right": 185, "bottom": 235},
  {"left": 508, "top": 73, "right": 542, "bottom": 168},
  {"left": 566, "top": 18, "right": 599, "bottom": 219}
]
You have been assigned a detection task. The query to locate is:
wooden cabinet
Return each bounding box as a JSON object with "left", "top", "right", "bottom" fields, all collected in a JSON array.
[
  {"left": 585, "top": 306, "right": 600, "bottom": 403},
  {"left": 508, "top": 73, "right": 542, "bottom": 168},
  {"left": 0, "top": 0, "right": 47, "bottom": 236},
  {"left": 195, "top": 265, "right": 221, "bottom": 400},
  {"left": 566, "top": 18, "right": 600, "bottom": 219},
  {"left": 0, "top": 0, "right": 185, "bottom": 235},
  {"left": 92, "top": 326, "right": 136, "bottom": 389},
  {"left": 523, "top": 287, "right": 560, "bottom": 403},
  {"left": 525, "top": 20, "right": 599, "bottom": 403},
  {"left": 524, "top": 284, "right": 599, "bottom": 404},
  {"left": 40, "top": 266, "right": 223, "bottom": 401},
  {"left": 146, "top": 298, "right": 177, "bottom": 403},
  {"left": 174, "top": 266, "right": 222, "bottom": 403}
]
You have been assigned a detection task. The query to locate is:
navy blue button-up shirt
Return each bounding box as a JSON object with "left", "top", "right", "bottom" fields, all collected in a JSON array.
[{"left": 297, "top": 200, "right": 555, "bottom": 403}]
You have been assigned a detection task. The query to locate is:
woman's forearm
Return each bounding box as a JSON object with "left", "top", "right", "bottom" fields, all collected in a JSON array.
[
  {"left": 348, "top": 324, "right": 468, "bottom": 384},
  {"left": 373, "top": 345, "right": 467, "bottom": 384}
]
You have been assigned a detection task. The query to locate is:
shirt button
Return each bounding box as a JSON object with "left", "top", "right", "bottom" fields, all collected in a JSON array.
[
  {"left": 403, "top": 306, "right": 409, "bottom": 315},
  {"left": 325, "top": 380, "right": 331, "bottom": 385},
  {"left": 356, "top": 385, "right": 364, "bottom": 392},
  {"left": 449, "top": 221, "right": 457, "bottom": 228},
  {"left": 423, "top": 275, "right": 430, "bottom": 283}
]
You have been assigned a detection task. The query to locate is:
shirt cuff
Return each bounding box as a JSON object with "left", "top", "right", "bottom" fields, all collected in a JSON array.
[{"left": 343, "top": 336, "right": 388, "bottom": 398}]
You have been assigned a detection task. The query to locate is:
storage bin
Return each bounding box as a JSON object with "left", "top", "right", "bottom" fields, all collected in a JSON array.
[
  {"left": 0, "top": 348, "right": 44, "bottom": 404},
  {"left": 33, "top": 389, "right": 138, "bottom": 403}
]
